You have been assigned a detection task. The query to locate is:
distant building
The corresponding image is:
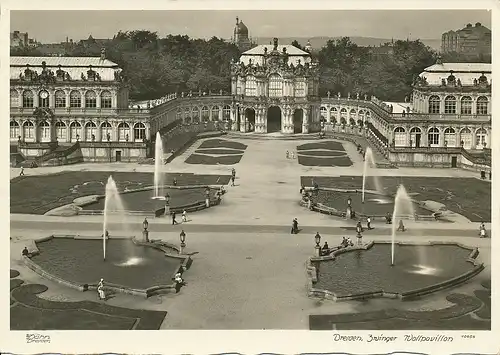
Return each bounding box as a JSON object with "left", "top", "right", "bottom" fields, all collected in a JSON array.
[
  {"left": 368, "top": 40, "right": 394, "bottom": 59},
  {"left": 231, "top": 17, "right": 255, "bottom": 52},
  {"left": 11, "top": 31, "right": 37, "bottom": 47},
  {"left": 441, "top": 23, "right": 491, "bottom": 57}
]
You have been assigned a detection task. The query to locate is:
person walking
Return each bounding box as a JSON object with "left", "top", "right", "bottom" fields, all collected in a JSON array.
[
  {"left": 19, "top": 167, "right": 25, "bottom": 176},
  {"left": 397, "top": 219, "right": 405, "bottom": 232},
  {"left": 182, "top": 210, "right": 187, "bottom": 223},
  {"left": 286, "top": 150, "right": 289, "bottom": 159},
  {"left": 366, "top": 216, "right": 372, "bottom": 230},
  {"left": 231, "top": 175, "right": 235, "bottom": 186},
  {"left": 291, "top": 151, "right": 295, "bottom": 159},
  {"left": 172, "top": 211, "right": 179, "bottom": 225}
]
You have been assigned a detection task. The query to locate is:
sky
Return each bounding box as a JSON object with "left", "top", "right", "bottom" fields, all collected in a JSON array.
[{"left": 10, "top": 10, "right": 492, "bottom": 43}]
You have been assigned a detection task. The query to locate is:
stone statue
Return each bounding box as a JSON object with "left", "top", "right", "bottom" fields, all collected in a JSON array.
[
  {"left": 364, "top": 94, "right": 367, "bottom": 101},
  {"left": 327, "top": 91, "right": 331, "bottom": 98},
  {"left": 348, "top": 92, "right": 351, "bottom": 99},
  {"left": 337, "top": 92, "right": 341, "bottom": 98}
]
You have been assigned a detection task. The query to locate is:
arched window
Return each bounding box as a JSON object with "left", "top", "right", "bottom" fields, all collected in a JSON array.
[
  {"left": 22, "top": 90, "right": 34, "bottom": 108},
  {"left": 222, "top": 105, "right": 231, "bottom": 121},
  {"left": 10, "top": 120, "right": 20, "bottom": 139},
  {"left": 394, "top": 127, "right": 406, "bottom": 147},
  {"left": 176, "top": 109, "right": 182, "bottom": 121},
  {"left": 85, "top": 91, "right": 97, "bottom": 108},
  {"left": 245, "top": 76, "right": 257, "bottom": 96},
  {"left": 475, "top": 128, "right": 487, "bottom": 149},
  {"left": 39, "top": 91, "right": 50, "bottom": 108},
  {"left": 23, "top": 120, "right": 34, "bottom": 139},
  {"left": 201, "top": 106, "right": 209, "bottom": 122},
  {"left": 340, "top": 108, "right": 347, "bottom": 118},
  {"left": 477, "top": 96, "right": 488, "bottom": 115},
  {"left": 320, "top": 107, "right": 327, "bottom": 120},
  {"left": 85, "top": 122, "right": 97, "bottom": 141},
  {"left": 184, "top": 107, "right": 190, "bottom": 119},
  {"left": 460, "top": 96, "right": 472, "bottom": 115},
  {"left": 268, "top": 74, "right": 283, "bottom": 97},
  {"left": 444, "top": 95, "right": 456, "bottom": 114},
  {"left": 294, "top": 81, "right": 305, "bottom": 97},
  {"left": 427, "top": 127, "right": 440, "bottom": 147},
  {"left": 117, "top": 122, "right": 129, "bottom": 141},
  {"left": 10, "top": 89, "right": 19, "bottom": 108},
  {"left": 192, "top": 107, "right": 200, "bottom": 122},
  {"left": 444, "top": 127, "right": 456, "bottom": 147},
  {"left": 410, "top": 127, "right": 422, "bottom": 147},
  {"left": 211, "top": 106, "right": 220, "bottom": 121},
  {"left": 134, "top": 122, "right": 146, "bottom": 141},
  {"left": 428, "top": 95, "right": 440, "bottom": 114},
  {"left": 358, "top": 110, "right": 365, "bottom": 121},
  {"left": 69, "top": 121, "right": 82, "bottom": 142},
  {"left": 55, "top": 90, "right": 66, "bottom": 108},
  {"left": 39, "top": 120, "right": 50, "bottom": 142},
  {"left": 330, "top": 107, "right": 337, "bottom": 120},
  {"left": 100, "top": 90, "right": 112, "bottom": 108},
  {"left": 55, "top": 121, "right": 67, "bottom": 141},
  {"left": 460, "top": 128, "right": 472, "bottom": 149},
  {"left": 101, "top": 122, "right": 112, "bottom": 141},
  {"left": 349, "top": 109, "right": 357, "bottom": 120},
  {"left": 70, "top": 90, "right": 81, "bottom": 108}
]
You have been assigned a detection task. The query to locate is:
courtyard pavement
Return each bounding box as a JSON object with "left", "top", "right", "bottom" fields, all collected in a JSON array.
[{"left": 9, "top": 136, "right": 491, "bottom": 329}]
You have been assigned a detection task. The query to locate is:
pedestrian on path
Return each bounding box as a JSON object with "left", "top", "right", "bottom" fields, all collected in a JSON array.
[
  {"left": 172, "top": 211, "right": 179, "bottom": 225},
  {"left": 366, "top": 216, "right": 372, "bottom": 230},
  {"left": 182, "top": 210, "right": 187, "bottom": 223},
  {"left": 397, "top": 219, "right": 405, "bottom": 232},
  {"left": 231, "top": 175, "right": 235, "bottom": 186},
  {"left": 19, "top": 167, "right": 24, "bottom": 176},
  {"left": 286, "top": 150, "right": 289, "bottom": 159},
  {"left": 291, "top": 151, "right": 295, "bottom": 159}
]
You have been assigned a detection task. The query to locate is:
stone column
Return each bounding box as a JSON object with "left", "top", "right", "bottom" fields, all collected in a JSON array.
[
  {"left": 240, "top": 109, "right": 246, "bottom": 133},
  {"left": 472, "top": 96, "right": 477, "bottom": 115},
  {"left": 439, "top": 95, "right": 445, "bottom": 114},
  {"left": 327, "top": 107, "right": 331, "bottom": 123},
  {"left": 65, "top": 91, "right": 71, "bottom": 108},
  {"left": 302, "top": 107, "right": 309, "bottom": 133},
  {"left": 80, "top": 91, "right": 86, "bottom": 108},
  {"left": 96, "top": 90, "right": 101, "bottom": 109},
  {"left": 230, "top": 107, "right": 237, "bottom": 131}
]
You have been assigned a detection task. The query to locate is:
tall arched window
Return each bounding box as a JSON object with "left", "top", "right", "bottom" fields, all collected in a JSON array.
[
  {"left": 460, "top": 128, "right": 472, "bottom": 149},
  {"left": 100, "top": 90, "right": 112, "bottom": 108},
  {"left": 55, "top": 121, "right": 67, "bottom": 141},
  {"left": 211, "top": 106, "right": 220, "bottom": 121},
  {"left": 460, "top": 96, "right": 472, "bottom": 115},
  {"left": 101, "top": 122, "right": 112, "bottom": 141},
  {"left": 444, "top": 96, "right": 457, "bottom": 114},
  {"left": 39, "top": 91, "right": 50, "bottom": 108},
  {"left": 69, "top": 121, "right": 82, "bottom": 142},
  {"left": 475, "top": 128, "right": 487, "bottom": 149},
  {"left": 55, "top": 90, "right": 66, "bottom": 108},
  {"left": 10, "top": 120, "right": 20, "bottom": 139},
  {"left": 222, "top": 105, "right": 231, "bottom": 121},
  {"left": 428, "top": 95, "right": 440, "bottom": 114},
  {"left": 85, "top": 122, "right": 97, "bottom": 141},
  {"left": 294, "top": 81, "right": 305, "bottom": 97},
  {"left": 134, "top": 122, "right": 146, "bottom": 141},
  {"left": 329, "top": 107, "right": 337, "bottom": 119},
  {"left": 176, "top": 109, "right": 182, "bottom": 121},
  {"left": 10, "top": 89, "right": 19, "bottom": 108},
  {"left": 22, "top": 90, "right": 34, "bottom": 108},
  {"left": 477, "top": 96, "right": 488, "bottom": 115},
  {"left": 268, "top": 74, "right": 283, "bottom": 97},
  {"left": 85, "top": 91, "right": 97, "bottom": 108},
  {"left": 444, "top": 127, "right": 456, "bottom": 147},
  {"left": 70, "top": 90, "right": 81, "bottom": 108},
  {"left": 117, "top": 122, "right": 129, "bottom": 141},
  {"left": 192, "top": 107, "right": 200, "bottom": 122},
  {"left": 184, "top": 107, "right": 190, "bottom": 122},
  {"left": 410, "top": 127, "right": 422, "bottom": 147},
  {"left": 320, "top": 107, "right": 327, "bottom": 121},
  {"left": 39, "top": 120, "right": 50, "bottom": 142},
  {"left": 245, "top": 76, "right": 257, "bottom": 96},
  {"left": 428, "top": 127, "right": 440, "bottom": 147},
  {"left": 201, "top": 106, "right": 209, "bottom": 122},
  {"left": 394, "top": 127, "right": 406, "bottom": 147},
  {"left": 23, "top": 121, "right": 34, "bottom": 140}
]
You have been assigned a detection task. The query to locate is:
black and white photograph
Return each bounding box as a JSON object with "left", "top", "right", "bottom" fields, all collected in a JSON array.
[{"left": 3, "top": 2, "right": 497, "bottom": 354}]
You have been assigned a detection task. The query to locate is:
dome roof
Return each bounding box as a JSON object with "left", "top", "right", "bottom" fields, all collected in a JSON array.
[{"left": 235, "top": 18, "right": 248, "bottom": 35}]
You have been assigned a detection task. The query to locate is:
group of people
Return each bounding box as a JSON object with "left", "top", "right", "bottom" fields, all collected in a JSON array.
[
  {"left": 171, "top": 210, "right": 189, "bottom": 225},
  {"left": 356, "top": 144, "right": 365, "bottom": 159},
  {"left": 286, "top": 150, "right": 296, "bottom": 159}
]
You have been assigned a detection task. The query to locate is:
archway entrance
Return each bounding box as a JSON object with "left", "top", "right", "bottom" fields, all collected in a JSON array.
[
  {"left": 267, "top": 106, "right": 281, "bottom": 133},
  {"left": 245, "top": 108, "right": 256, "bottom": 132},
  {"left": 293, "top": 109, "right": 303, "bottom": 134}
]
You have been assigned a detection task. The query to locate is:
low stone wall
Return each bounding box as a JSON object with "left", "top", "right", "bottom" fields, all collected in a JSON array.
[
  {"left": 307, "top": 241, "right": 484, "bottom": 302},
  {"left": 24, "top": 234, "right": 193, "bottom": 298}
]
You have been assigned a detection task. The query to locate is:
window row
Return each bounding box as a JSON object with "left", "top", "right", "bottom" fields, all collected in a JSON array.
[
  {"left": 176, "top": 106, "right": 232, "bottom": 120},
  {"left": 428, "top": 95, "right": 489, "bottom": 115},
  {"left": 239, "top": 76, "right": 309, "bottom": 97},
  {"left": 320, "top": 107, "right": 371, "bottom": 118},
  {"left": 10, "top": 120, "right": 146, "bottom": 142},
  {"left": 11, "top": 89, "right": 113, "bottom": 109},
  {"left": 393, "top": 126, "right": 488, "bottom": 149}
]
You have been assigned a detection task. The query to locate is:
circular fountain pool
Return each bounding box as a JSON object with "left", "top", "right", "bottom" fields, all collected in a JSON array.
[
  {"left": 311, "top": 243, "right": 483, "bottom": 300},
  {"left": 32, "top": 238, "right": 182, "bottom": 290}
]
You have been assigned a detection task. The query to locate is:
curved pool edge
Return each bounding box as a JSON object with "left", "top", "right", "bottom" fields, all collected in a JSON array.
[{"left": 306, "top": 241, "right": 484, "bottom": 302}]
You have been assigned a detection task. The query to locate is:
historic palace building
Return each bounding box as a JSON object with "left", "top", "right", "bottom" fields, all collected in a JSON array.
[
  {"left": 229, "top": 37, "right": 321, "bottom": 134},
  {"left": 441, "top": 22, "right": 491, "bottom": 58}
]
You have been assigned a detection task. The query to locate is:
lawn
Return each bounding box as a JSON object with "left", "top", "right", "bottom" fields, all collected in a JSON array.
[
  {"left": 10, "top": 269, "right": 167, "bottom": 330},
  {"left": 297, "top": 150, "right": 347, "bottom": 157},
  {"left": 194, "top": 148, "right": 245, "bottom": 155},
  {"left": 301, "top": 175, "right": 491, "bottom": 222},
  {"left": 185, "top": 154, "right": 243, "bottom": 165},
  {"left": 297, "top": 141, "right": 345, "bottom": 151},
  {"left": 297, "top": 155, "right": 353, "bottom": 167},
  {"left": 10, "top": 171, "right": 230, "bottom": 215},
  {"left": 198, "top": 139, "right": 248, "bottom": 150}
]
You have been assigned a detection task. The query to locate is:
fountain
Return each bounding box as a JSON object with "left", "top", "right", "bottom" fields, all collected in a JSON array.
[
  {"left": 362, "top": 147, "right": 383, "bottom": 203},
  {"left": 390, "top": 185, "right": 415, "bottom": 266},
  {"left": 154, "top": 132, "right": 164, "bottom": 198},
  {"left": 103, "top": 176, "right": 128, "bottom": 261}
]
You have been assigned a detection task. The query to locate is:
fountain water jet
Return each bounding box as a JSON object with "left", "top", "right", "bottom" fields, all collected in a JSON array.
[
  {"left": 103, "top": 176, "right": 128, "bottom": 261},
  {"left": 390, "top": 184, "right": 415, "bottom": 266},
  {"left": 154, "top": 132, "right": 164, "bottom": 198},
  {"left": 362, "top": 147, "right": 383, "bottom": 203}
]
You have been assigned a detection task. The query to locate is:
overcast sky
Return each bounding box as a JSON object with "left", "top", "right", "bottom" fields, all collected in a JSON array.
[{"left": 11, "top": 10, "right": 491, "bottom": 43}]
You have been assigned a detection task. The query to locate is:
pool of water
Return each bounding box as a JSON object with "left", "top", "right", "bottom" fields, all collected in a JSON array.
[
  {"left": 81, "top": 187, "right": 218, "bottom": 212},
  {"left": 314, "top": 244, "right": 475, "bottom": 296},
  {"left": 33, "top": 238, "right": 182, "bottom": 289}
]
